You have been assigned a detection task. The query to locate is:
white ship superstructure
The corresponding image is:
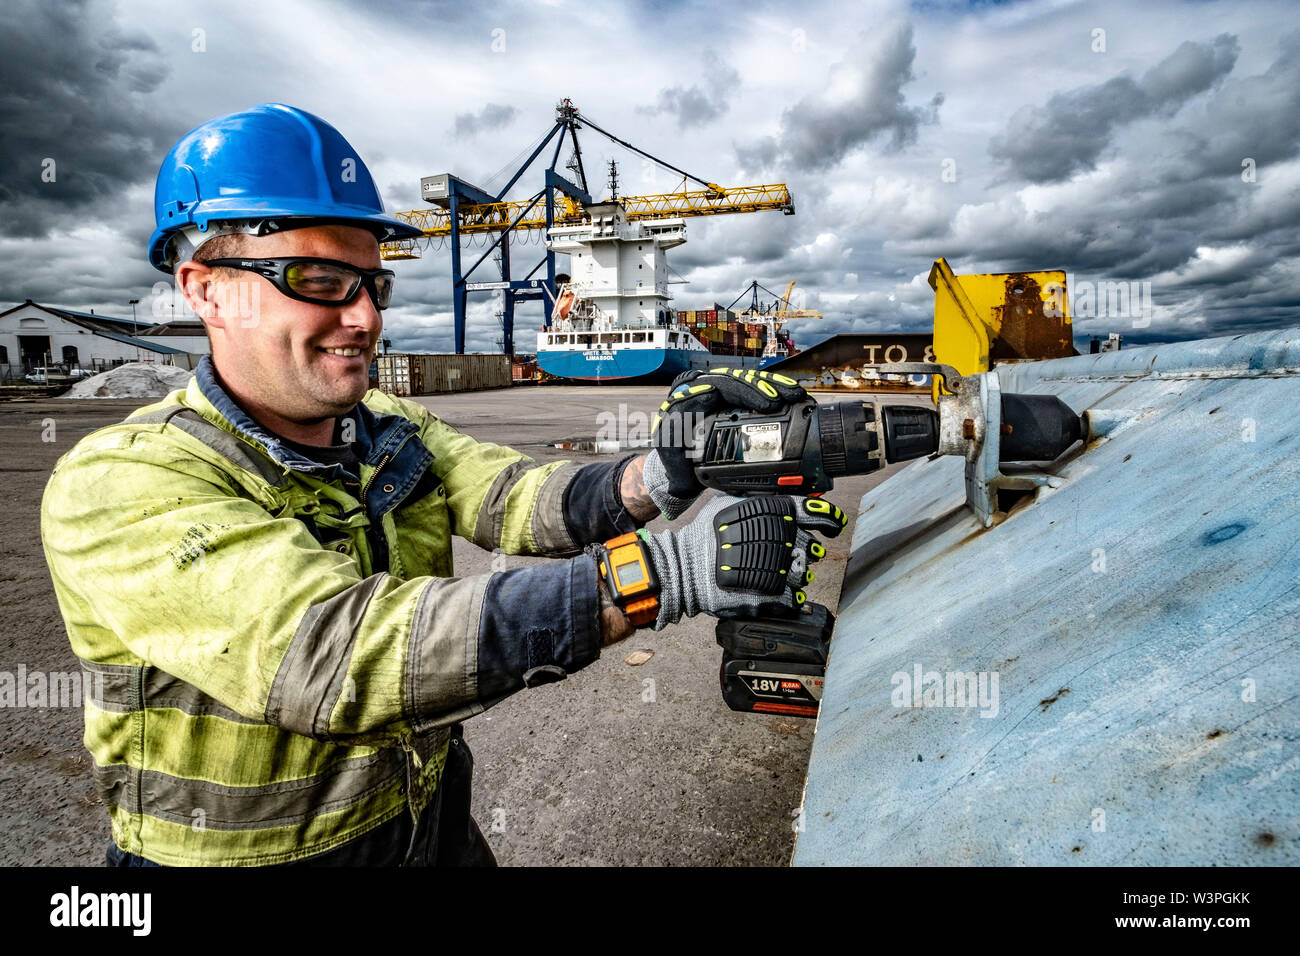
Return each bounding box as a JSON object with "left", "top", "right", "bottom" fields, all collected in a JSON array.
[{"left": 547, "top": 201, "right": 684, "bottom": 329}]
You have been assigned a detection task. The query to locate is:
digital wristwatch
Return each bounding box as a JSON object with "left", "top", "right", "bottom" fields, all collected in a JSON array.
[{"left": 595, "top": 530, "right": 661, "bottom": 629}]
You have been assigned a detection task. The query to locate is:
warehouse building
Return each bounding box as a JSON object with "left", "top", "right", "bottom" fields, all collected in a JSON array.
[{"left": 0, "top": 301, "right": 206, "bottom": 381}]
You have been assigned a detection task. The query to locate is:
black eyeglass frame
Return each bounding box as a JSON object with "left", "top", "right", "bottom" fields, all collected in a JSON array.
[{"left": 201, "top": 257, "right": 397, "bottom": 311}]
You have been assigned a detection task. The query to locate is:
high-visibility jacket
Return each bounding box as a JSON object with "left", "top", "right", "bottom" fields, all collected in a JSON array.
[{"left": 41, "top": 357, "right": 635, "bottom": 866}]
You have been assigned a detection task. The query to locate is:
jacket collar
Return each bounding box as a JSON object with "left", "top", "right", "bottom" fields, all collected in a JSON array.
[{"left": 190, "top": 355, "right": 419, "bottom": 478}]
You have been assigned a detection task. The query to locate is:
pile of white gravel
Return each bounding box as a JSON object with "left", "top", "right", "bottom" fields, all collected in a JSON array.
[{"left": 61, "top": 363, "right": 194, "bottom": 399}]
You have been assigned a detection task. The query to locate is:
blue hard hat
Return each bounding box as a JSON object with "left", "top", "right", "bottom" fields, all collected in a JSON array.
[{"left": 148, "top": 103, "right": 423, "bottom": 272}]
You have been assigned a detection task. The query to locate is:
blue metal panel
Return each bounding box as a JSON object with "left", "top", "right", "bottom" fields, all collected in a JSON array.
[
  {"left": 91, "top": 330, "right": 186, "bottom": 355},
  {"left": 57, "top": 308, "right": 155, "bottom": 329},
  {"left": 794, "top": 328, "right": 1300, "bottom": 866}
]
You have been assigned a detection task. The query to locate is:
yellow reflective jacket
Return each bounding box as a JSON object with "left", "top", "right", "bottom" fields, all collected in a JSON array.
[{"left": 41, "top": 359, "right": 623, "bottom": 866}]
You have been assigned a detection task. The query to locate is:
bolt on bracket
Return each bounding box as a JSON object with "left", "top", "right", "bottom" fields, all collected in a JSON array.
[{"left": 880, "top": 363, "right": 1062, "bottom": 526}]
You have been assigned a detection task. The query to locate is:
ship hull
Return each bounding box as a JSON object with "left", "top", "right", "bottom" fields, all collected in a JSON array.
[{"left": 538, "top": 346, "right": 770, "bottom": 382}]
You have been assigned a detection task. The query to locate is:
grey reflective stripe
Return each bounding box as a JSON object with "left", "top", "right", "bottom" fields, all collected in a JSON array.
[
  {"left": 266, "top": 574, "right": 390, "bottom": 738},
  {"left": 473, "top": 459, "right": 533, "bottom": 550},
  {"left": 408, "top": 574, "right": 489, "bottom": 720},
  {"left": 130, "top": 405, "right": 286, "bottom": 486},
  {"left": 83, "top": 661, "right": 261, "bottom": 725},
  {"left": 92, "top": 750, "right": 403, "bottom": 830},
  {"left": 532, "top": 462, "right": 582, "bottom": 554}
]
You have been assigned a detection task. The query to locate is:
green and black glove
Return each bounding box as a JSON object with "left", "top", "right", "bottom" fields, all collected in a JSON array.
[
  {"left": 643, "top": 368, "right": 807, "bottom": 518},
  {"left": 644, "top": 493, "right": 846, "bottom": 629}
]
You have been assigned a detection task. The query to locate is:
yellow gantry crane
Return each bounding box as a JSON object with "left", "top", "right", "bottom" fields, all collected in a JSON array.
[
  {"left": 379, "top": 99, "right": 794, "bottom": 354},
  {"left": 727, "top": 280, "right": 823, "bottom": 322},
  {"left": 383, "top": 183, "right": 794, "bottom": 253}
]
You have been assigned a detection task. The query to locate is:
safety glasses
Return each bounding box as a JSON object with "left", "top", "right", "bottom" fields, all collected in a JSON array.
[{"left": 202, "top": 257, "right": 397, "bottom": 310}]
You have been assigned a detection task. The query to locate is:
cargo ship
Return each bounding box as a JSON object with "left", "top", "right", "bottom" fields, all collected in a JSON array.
[{"left": 537, "top": 201, "right": 797, "bottom": 381}]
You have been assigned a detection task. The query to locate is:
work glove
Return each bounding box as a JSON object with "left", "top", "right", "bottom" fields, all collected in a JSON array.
[
  {"left": 643, "top": 493, "right": 846, "bottom": 630},
  {"left": 643, "top": 367, "right": 807, "bottom": 519}
]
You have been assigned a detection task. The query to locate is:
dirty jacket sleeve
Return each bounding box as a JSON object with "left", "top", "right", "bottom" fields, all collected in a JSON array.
[
  {"left": 387, "top": 395, "right": 643, "bottom": 554},
  {"left": 40, "top": 422, "right": 603, "bottom": 744}
]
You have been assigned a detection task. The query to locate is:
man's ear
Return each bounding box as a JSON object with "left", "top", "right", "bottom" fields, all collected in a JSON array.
[{"left": 175, "top": 261, "right": 224, "bottom": 328}]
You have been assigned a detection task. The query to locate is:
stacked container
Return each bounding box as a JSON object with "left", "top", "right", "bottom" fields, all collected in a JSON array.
[{"left": 377, "top": 354, "right": 511, "bottom": 396}]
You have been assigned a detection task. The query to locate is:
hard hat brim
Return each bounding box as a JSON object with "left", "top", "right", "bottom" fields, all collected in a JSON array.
[{"left": 149, "top": 206, "right": 423, "bottom": 272}]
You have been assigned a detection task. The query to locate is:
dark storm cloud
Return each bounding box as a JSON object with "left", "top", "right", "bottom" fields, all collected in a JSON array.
[
  {"left": 452, "top": 103, "right": 520, "bottom": 137},
  {"left": 0, "top": 0, "right": 178, "bottom": 238},
  {"left": 1174, "top": 29, "right": 1300, "bottom": 180},
  {"left": 636, "top": 52, "right": 741, "bottom": 129},
  {"left": 670, "top": 218, "right": 794, "bottom": 272},
  {"left": 737, "top": 22, "right": 940, "bottom": 174},
  {"left": 989, "top": 34, "right": 1240, "bottom": 183},
  {"left": 873, "top": 28, "right": 1300, "bottom": 346}
]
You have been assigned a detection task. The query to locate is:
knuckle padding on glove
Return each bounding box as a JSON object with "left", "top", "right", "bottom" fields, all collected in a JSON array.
[
  {"left": 668, "top": 368, "right": 807, "bottom": 415},
  {"left": 799, "top": 497, "right": 848, "bottom": 535},
  {"left": 712, "top": 497, "right": 797, "bottom": 594}
]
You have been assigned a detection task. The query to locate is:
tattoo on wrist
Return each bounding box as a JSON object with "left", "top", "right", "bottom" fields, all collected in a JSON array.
[{"left": 620, "top": 455, "right": 659, "bottom": 521}]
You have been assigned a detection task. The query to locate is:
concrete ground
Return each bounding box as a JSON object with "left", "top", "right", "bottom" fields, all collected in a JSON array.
[{"left": 0, "top": 384, "right": 917, "bottom": 866}]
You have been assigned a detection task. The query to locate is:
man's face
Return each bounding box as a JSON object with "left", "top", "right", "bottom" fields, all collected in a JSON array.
[{"left": 198, "top": 224, "right": 384, "bottom": 424}]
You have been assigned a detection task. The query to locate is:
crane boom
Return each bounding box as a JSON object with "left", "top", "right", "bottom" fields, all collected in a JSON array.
[
  {"left": 780, "top": 281, "right": 796, "bottom": 312},
  {"left": 380, "top": 183, "right": 793, "bottom": 257}
]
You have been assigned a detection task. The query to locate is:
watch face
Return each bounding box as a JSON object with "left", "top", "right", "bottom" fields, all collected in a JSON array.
[{"left": 614, "top": 560, "right": 645, "bottom": 587}]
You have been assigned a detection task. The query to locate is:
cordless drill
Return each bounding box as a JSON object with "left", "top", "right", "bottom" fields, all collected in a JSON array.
[
  {"left": 702, "top": 391, "right": 1082, "bottom": 717},
  {"left": 693, "top": 398, "right": 939, "bottom": 496},
  {"left": 698, "top": 397, "right": 938, "bottom": 718}
]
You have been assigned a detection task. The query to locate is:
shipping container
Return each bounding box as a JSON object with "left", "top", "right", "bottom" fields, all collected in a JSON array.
[{"left": 376, "top": 353, "right": 511, "bottom": 396}]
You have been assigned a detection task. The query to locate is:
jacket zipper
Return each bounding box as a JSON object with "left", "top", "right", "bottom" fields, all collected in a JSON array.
[
  {"left": 358, "top": 429, "right": 420, "bottom": 509},
  {"left": 359, "top": 453, "right": 391, "bottom": 507}
]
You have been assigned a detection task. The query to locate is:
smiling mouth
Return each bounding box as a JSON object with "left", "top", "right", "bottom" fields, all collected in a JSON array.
[{"left": 316, "top": 346, "right": 367, "bottom": 358}]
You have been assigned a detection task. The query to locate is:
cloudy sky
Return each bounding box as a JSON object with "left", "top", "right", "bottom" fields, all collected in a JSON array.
[{"left": 2, "top": 0, "right": 1298, "bottom": 352}]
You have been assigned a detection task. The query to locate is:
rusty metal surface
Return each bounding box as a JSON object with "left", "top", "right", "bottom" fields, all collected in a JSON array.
[
  {"left": 927, "top": 259, "right": 1077, "bottom": 395},
  {"left": 990, "top": 273, "right": 1076, "bottom": 362},
  {"left": 764, "top": 334, "right": 934, "bottom": 391},
  {"left": 794, "top": 327, "right": 1300, "bottom": 866}
]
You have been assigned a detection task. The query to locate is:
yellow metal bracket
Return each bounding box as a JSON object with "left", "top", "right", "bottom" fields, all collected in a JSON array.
[{"left": 927, "top": 257, "right": 1075, "bottom": 401}]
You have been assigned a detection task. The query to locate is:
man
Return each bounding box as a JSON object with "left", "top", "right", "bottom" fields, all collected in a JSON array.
[{"left": 40, "top": 104, "right": 844, "bottom": 866}]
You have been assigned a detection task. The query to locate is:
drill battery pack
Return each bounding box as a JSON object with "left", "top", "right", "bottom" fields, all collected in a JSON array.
[{"left": 715, "top": 603, "right": 835, "bottom": 718}]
